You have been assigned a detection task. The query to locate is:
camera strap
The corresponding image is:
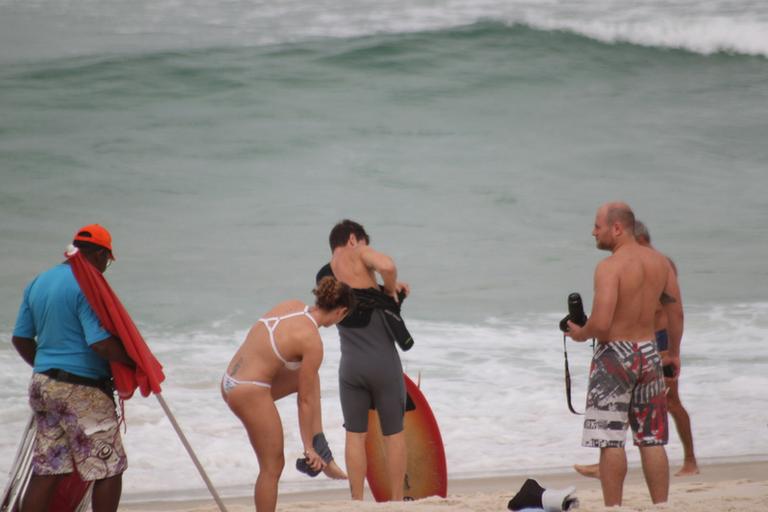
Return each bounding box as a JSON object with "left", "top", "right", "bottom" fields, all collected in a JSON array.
[{"left": 563, "top": 334, "right": 583, "bottom": 415}]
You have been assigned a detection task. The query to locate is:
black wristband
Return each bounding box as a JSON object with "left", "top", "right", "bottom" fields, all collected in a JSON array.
[{"left": 312, "top": 432, "right": 333, "bottom": 463}]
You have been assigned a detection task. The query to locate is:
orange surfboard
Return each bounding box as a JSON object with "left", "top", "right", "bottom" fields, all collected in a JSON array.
[{"left": 365, "top": 373, "right": 447, "bottom": 502}]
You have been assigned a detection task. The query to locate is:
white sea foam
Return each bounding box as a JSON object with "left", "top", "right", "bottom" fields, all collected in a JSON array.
[
  {"left": 1, "top": 0, "right": 768, "bottom": 63},
  {"left": 518, "top": 15, "right": 768, "bottom": 56},
  {"left": 2, "top": 303, "right": 766, "bottom": 498}
]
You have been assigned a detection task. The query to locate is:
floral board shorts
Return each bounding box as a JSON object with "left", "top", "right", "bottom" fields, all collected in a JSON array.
[
  {"left": 582, "top": 341, "right": 668, "bottom": 448},
  {"left": 29, "top": 373, "right": 127, "bottom": 481}
]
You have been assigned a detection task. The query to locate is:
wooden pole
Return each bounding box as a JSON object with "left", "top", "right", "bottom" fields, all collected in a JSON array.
[{"left": 155, "top": 394, "right": 229, "bottom": 512}]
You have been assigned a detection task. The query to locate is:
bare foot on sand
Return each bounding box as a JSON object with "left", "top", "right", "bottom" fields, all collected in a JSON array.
[
  {"left": 574, "top": 463, "right": 600, "bottom": 479},
  {"left": 323, "top": 460, "right": 348, "bottom": 480},
  {"left": 675, "top": 460, "right": 700, "bottom": 477}
]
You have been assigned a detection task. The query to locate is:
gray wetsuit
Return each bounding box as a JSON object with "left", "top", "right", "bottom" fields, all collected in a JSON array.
[{"left": 339, "top": 309, "right": 406, "bottom": 436}]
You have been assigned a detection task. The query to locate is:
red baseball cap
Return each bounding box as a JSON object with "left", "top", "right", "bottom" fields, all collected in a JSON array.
[{"left": 73, "top": 224, "right": 115, "bottom": 260}]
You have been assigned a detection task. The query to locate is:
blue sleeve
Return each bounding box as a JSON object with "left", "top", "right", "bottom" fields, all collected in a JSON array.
[
  {"left": 13, "top": 282, "right": 36, "bottom": 339},
  {"left": 76, "top": 292, "right": 112, "bottom": 345}
]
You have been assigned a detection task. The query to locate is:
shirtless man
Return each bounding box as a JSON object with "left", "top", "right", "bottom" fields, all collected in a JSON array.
[
  {"left": 574, "top": 221, "right": 698, "bottom": 480},
  {"left": 326, "top": 220, "right": 409, "bottom": 501},
  {"left": 567, "top": 203, "right": 683, "bottom": 506}
]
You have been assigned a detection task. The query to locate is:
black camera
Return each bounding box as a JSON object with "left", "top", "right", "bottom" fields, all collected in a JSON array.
[{"left": 559, "top": 293, "right": 588, "bottom": 332}]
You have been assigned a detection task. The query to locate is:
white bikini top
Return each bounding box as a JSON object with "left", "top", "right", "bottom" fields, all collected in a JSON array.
[{"left": 257, "top": 306, "right": 318, "bottom": 371}]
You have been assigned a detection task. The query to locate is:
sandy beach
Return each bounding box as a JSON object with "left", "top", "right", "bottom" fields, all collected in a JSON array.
[{"left": 120, "top": 459, "right": 768, "bottom": 512}]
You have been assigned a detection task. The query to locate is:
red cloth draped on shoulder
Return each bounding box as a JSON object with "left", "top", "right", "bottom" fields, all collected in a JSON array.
[{"left": 66, "top": 247, "right": 165, "bottom": 399}]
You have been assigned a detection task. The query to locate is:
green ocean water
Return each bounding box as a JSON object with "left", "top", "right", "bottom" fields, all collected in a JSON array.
[
  {"left": 1, "top": 23, "right": 767, "bottom": 332},
  {"left": 2, "top": 20, "right": 768, "bottom": 497}
]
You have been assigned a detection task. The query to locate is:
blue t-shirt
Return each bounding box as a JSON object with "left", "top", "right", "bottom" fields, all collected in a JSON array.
[{"left": 13, "top": 263, "right": 112, "bottom": 379}]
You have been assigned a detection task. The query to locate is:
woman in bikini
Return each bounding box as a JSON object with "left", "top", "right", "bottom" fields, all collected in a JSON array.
[{"left": 222, "top": 276, "right": 354, "bottom": 512}]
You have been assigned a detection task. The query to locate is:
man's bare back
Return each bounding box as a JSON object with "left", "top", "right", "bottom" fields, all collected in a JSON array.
[
  {"left": 331, "top": 243, "right": 380, "bottom": 290},
  {"left": 331, "top": 235, "right": 403, "bottom": 300},
  {"left": 597, "top": 244, "right": 670, "bottom": 342}
]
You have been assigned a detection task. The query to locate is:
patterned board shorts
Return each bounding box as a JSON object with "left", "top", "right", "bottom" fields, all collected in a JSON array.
[
  {"left": 582, "top": 341, "right": 668, "bottom": 448},
  {"left": 28, "top": 373, "right": 127, "bottom": 481}
]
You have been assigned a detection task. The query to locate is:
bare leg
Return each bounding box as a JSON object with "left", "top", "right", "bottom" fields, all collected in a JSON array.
[
  {"left": 639, "top": 445, "right": 669, "bottom": 504},
  {"left": 20, "top": 474, "right": 64, "bottom": 512},
  {"left": 666, "top": 380, "right": 699, "bottom": 476},
  {"left": 383, "top": 431, "right": 406, "bottom": 501},
  {"left": 227, "top": 387, "right": 285, "bottom": 512},
  {"left": 91, "top": 473, "right": 122, "bottom": 512},
  {"left": 251, "top": 409, "right": 285, "bottom": 512},
  {"left": 345, "top": 431, "right": 367, "bottom": 500},
  {"left": 269, "top": 369, "right": 347, "bottom": 480},
  {"left": 573, "top": 463, "right": 600, "bottom": 479},
  {"left": 599, "top": 447, "right": 627, "bottom": 507}
]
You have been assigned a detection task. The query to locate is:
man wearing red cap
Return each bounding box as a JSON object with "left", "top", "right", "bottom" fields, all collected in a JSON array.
[{"left": 11, "top": 224, "right": 134, "bottom": 512}]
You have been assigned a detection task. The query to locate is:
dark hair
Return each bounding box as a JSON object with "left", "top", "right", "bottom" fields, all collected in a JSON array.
[
  {"left": 313, "top": 276, "right": 355, "bottom": 312},
  {"left": 73, "top": 239, "right": 110, "bottom": 256},
  {"left": 329, "top": 219, "right": 369, "bottom": 250}
]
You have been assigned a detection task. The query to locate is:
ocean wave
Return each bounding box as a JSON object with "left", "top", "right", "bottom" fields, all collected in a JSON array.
[
  {"left": 2, "top": 0, "right": 768, "bottom": 64},
  {"left": 514, "top": 16, "right": 768, "bottom": 57}
]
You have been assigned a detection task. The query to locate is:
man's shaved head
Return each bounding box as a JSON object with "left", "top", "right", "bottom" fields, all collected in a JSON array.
[
  {"left": 593, "top": 202, "right": 637, "bottom": 252},
  {"left": 603, "top": 202, "right": 635, "bottom": 233}
]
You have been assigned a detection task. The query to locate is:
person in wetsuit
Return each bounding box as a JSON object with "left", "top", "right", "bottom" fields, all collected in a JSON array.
[{"left": 323, "top": 219, "right": 410, "bottom": 501}]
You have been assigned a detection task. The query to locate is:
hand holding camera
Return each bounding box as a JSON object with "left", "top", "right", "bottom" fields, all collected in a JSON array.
[{"left": 559, "top": 293, "right": 588, "bottom": 333}]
